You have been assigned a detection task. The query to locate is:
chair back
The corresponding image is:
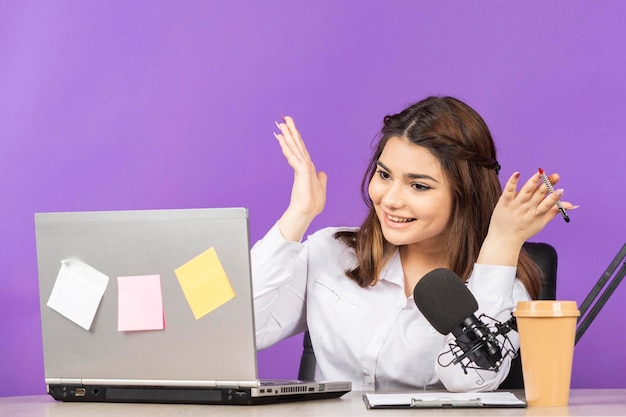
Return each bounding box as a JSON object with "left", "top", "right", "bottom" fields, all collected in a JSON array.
[{"left": 498, "top": 242, "right": 557, "bottom": 389}]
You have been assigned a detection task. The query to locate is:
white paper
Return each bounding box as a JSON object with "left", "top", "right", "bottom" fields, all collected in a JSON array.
[
  {"left": 364, "top": 391, "right": 525, "bottom": 407},
  {"left": 46, "top": 259, "right": 109, "bottom": 330}
]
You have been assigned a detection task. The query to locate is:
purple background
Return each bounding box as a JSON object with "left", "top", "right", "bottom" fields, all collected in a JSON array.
[{"left": 1, "top": 1, "right": 625, "bottom": 397}]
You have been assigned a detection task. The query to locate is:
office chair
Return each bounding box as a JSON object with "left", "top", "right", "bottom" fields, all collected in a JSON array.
[{"left": 297, "top": 242, "right": 558, "bottom": 390}]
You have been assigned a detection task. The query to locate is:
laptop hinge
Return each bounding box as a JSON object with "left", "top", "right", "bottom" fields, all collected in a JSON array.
[
  {"left": 79, "top": 379, "right": 218, "bottom": 387},
  {"left": 46, "top": 378, "right": 82, "bottom": 385},
  {"left": 235, "top": 380, "right": 260, "bottom": 388},
  {"left": 47, "top": 378, "right": 261, "bottom": 389}
]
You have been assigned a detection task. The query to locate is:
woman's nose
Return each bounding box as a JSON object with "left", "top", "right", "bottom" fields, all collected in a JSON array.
[{"left": 381, "top": 184, "right": 405, "bottom": 208}]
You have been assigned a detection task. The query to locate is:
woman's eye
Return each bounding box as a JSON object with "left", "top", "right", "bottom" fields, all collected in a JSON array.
[
  {"left": 412, "top": 183, "right": 431, "bottom": 191},
  {"left": 376, "top": 170, "right": 391, "bottom": 180}
]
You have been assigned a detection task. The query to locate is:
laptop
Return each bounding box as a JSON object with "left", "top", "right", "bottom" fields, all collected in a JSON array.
[{"left": 34, "top": 207, "right": 351, "bottom": 405}]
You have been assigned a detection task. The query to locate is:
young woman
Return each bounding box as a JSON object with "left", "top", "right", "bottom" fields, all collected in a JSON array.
[{"left": 251, "top": 96, "right": 576, "bottom": 392}]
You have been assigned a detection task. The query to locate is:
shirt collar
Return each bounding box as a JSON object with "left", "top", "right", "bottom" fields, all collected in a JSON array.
[{"left": 377, "top": 249, "right": 405, "bottom": 288}]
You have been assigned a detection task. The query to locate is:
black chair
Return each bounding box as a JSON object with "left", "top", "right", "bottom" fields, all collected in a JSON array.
[{"left": 298, "top": 242, "right": 558, "bottom": 389}]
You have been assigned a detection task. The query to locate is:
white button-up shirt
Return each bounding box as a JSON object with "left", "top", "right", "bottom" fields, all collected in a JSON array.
[{"left": 251, "top": 224, "right": 530, "bottom": 392}]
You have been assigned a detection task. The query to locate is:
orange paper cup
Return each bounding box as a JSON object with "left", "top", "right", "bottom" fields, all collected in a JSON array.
[{"left": 514, "top": 301, "right": 579, "bottom": 407}]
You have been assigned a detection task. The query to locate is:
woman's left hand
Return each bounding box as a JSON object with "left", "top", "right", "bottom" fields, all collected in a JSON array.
[{"left": 478, "top": 171, "right": 577, "bottom": 266}]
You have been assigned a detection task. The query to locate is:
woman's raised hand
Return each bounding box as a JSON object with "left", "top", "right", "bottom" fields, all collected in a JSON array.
[
  {"left": 274, "top": 116, "right": 328, "bottom": 242},
  {"left": 478, "top": 170, "right": 578, "bottom": 266}
]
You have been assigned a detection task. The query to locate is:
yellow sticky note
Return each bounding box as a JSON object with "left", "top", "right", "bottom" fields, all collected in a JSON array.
[{"left": 175, "top": 247, "right": 236, "bottom": 320}]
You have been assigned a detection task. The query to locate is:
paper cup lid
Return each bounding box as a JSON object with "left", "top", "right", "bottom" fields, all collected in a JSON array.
[{"left": 514, "top": 300, "right": 580, "bottom": 317}]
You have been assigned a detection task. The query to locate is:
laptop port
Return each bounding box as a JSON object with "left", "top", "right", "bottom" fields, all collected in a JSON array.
[{"left": 74, "top": 388, "right": 86, "bottom": 397}]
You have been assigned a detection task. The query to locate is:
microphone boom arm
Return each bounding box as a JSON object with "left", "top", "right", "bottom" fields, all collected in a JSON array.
[{"left": 575, "top": 243, "right": 626, "bottom": 345}]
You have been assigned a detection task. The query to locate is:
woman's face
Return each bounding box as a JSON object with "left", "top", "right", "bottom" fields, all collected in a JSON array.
[{"left": 368, "top": 136, "right": 454, "bottom": 248}]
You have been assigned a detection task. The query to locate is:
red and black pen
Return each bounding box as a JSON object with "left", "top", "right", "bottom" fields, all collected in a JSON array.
[{"left": 538, "top": 168, "right": 570, "bottom": 223}]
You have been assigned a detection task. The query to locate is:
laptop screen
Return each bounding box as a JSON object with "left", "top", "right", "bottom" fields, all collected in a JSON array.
[{"left": 35, "top": 208, "right": 259, "bottom": 386}]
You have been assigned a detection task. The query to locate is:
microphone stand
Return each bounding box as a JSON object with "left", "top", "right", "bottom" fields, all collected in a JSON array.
[{"left": 575, "top": 242, "right": 626, "bottom": 345}]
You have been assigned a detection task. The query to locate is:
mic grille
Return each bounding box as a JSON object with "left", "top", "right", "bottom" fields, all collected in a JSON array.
[{"left": 413, "top": 268, "right": 478, "bottom": 334}]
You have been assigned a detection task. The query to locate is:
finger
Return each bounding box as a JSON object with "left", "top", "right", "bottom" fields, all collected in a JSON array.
[
  {"left": 274, "top": 131, "right": 303, "bottom": 168},
  {"left": 517, "top": 171, "right": 544, "bottom": 202},
  {"left": 275, "top": 121, "right": 307, "bottom": 164},
  {"left": 283, "top": 116, "right": 310, "bottom": 159},
  {"left": 540, "top": 188, "right": 579, "bottom": 214},
  {"left": 537, "top": 188, "right": 565, "bottom": 214},
  {"left": 317, "top": 171, "right": 328, "bottom": 190},
  {"left": 547, "top": 173, "right": 561, "bottom": 187},
  {"left": 538, "top": 190, "right": 580, "bottom": 226},
  {"left": 274, "top": 125, "right": 309, "bottom": 170},
  {"left": 533, "top": 171, "right": 564, "bottom": 206},
  {"left": 560, "top": 201, "right": 579, "bottom": 210},
  {"left": 501, "top": 172, "right": 522, "bottom": 202},
  {"left": 277, "top": 125, "right": 305, "bottom": 163}
]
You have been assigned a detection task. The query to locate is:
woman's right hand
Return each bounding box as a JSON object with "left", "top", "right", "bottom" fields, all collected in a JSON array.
[{"left": 274, "top": 116, "right": 328, "bottom": 242}]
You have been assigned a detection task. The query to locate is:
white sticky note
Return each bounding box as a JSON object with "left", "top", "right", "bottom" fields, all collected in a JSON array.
[{"left": 46, "top": 259, "right": 109, "bottom": 331}]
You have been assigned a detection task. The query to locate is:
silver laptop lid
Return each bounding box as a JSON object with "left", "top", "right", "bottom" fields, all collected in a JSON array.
[{"left": 35, "top": 207, "right": 258, "bottom": 386}]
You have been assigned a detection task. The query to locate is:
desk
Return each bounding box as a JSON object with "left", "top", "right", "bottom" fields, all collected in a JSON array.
[{"left": 1, "top": 389, "right": 624, "bottom": 416}]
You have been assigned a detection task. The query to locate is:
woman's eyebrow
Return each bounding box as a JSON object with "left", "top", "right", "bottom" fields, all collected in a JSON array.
[{"left": 376, "top": 161, "right": 439, "bottom": 182}]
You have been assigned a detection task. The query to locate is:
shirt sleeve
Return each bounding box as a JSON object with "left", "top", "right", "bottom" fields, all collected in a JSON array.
[
  {"left": 250, "top": 223, "right": 309, "bottom": 350},
  {"left": 436, "top": 263, "right": 531, "bottom": 392}
]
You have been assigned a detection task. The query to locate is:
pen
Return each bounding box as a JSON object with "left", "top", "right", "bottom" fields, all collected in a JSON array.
[{"left": 538, "top": 168, "right": 570, "bottom": 223}]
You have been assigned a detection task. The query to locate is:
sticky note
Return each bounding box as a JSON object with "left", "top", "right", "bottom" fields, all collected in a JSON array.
[
  {"left": 175, "top": 247, "right": 236, "bottom": 320},
  {"left": 117, "top": 275, "right": 165, "bottom": 332},
  {"left": 46, "top": 259, "right": 109, "bottom": 331}
]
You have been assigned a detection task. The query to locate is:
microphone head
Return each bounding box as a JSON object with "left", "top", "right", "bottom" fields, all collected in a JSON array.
[{"left": 413, "top": 268, "right": 478, "bottom": 335}]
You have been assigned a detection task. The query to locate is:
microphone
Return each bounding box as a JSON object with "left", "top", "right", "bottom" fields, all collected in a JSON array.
[{"left": 413, "top": 268, "right": 516, "bottom": 373}]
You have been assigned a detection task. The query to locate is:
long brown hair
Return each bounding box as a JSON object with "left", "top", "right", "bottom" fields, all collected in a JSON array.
[{"left": 335, "top": 96, "right": 542, "bottom": 299}]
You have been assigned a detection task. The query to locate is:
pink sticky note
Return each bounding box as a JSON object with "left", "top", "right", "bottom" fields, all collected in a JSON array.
[{"left": 117, "top": 275, "right": 165, "bottom": 332}]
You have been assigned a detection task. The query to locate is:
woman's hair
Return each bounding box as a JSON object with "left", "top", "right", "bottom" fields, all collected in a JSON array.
[{"left": 334, "top": 96, "right": 542, "bottom": 299}]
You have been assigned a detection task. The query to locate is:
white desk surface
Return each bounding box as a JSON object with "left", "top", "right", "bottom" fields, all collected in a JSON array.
[{"left": 1, "top": 389, "right": 624, "bottom": 416}]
